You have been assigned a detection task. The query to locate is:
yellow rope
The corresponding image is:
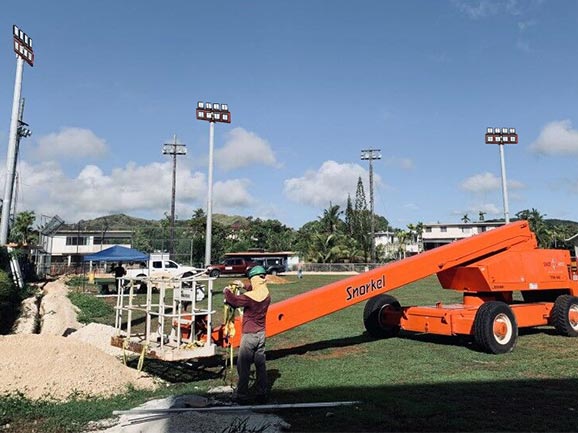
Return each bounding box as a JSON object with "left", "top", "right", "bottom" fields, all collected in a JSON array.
[
  {"left": 137, "top": 343, "right": 148, "bottom": 372},
  {"left": 223, "top": 283, "right": 241, "bottom": 375}
]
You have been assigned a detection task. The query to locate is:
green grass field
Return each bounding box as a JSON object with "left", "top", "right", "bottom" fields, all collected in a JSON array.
[{"left": 3, "top": 274, "right": 578, "bottom": 432}]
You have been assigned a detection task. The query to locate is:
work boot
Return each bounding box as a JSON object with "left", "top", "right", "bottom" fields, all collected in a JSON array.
[
  {"left": 232, "top": 393, "right": 252, "bottom": 405},
  {"left": 255, "top": 394, "right": 268, "bottom": 404}
]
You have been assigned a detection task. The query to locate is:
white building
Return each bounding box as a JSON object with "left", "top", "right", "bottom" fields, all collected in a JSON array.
[
  {"left": 43, "top": 229, "right": 133, "bottom": 271},
  {"left": 421, "top": 221, "right": 504, "bottom": 250},
  {"left": 374, "top": 221, "right": 505, "bottom": 260}
]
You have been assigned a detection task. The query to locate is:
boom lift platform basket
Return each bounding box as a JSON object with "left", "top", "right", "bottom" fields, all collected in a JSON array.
[{"left": 111, "top": 270, "right": 217, "bottom": 361}]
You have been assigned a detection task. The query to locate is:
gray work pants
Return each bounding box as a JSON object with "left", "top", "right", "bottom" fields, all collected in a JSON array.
[{"left": 237, "top": 331, "right": 267, "bottom": 397}]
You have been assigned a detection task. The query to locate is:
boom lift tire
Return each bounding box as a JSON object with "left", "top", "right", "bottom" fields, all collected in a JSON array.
[
  {"left": 363, "top": 294, "right": 401, "bottom": 338},
  {"left": 551, "top": 295, "right": 578, "bottom": 337},
  {"left": 135, "top": 274, "right": 147, "bottom": 293},
  {"left": 473, "top": 301, "right": 517, "bottom": 354}
]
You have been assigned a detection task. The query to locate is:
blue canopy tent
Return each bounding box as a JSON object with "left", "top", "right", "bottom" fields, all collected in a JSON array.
[
  {"left": 82, "top": 246, "right": 149, "bottom": 293},
  {"left": 83, "top": 245, "right": 149, "bottom": 263}
]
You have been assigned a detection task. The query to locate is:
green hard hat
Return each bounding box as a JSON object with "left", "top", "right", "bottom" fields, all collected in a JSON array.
[{"left": 248, "top": 265, "right": 266, "bottom": 278}]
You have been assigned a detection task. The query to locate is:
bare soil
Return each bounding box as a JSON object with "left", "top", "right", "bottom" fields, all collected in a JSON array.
[{"left": 0, "top": 277, "right": 157, "bottom": 401}]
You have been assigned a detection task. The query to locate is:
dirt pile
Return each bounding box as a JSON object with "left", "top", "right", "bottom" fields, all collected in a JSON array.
[
  {"left": 0, "top": 334, "right": 157, "bottom": 401},
  {"left": 2, "top": 277, "right": 157, "bottom": 401}
]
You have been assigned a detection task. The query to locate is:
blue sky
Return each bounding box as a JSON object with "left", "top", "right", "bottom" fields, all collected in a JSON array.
[{"left": 1, "top": 0, "right": 577, "bottom": 230}]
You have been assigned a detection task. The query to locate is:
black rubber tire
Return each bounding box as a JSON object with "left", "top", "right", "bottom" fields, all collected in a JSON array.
[
  {"left": 473, "top": 301, "right": 517, "bottom": 354},
  {"left": 136, "top": 274, "right": 147, "bottom": 293},
  {"left": 551, "top": 295, "right": 578, "bottom": 337},
  {"left": 209, "top": 269, "right": 220, "bottom": 278},
  {"left": 181, "top": 272, "right": 193, "bottom": 288},
  {"left": 363, "top": 294, "right": 401, "bottom": 338}
]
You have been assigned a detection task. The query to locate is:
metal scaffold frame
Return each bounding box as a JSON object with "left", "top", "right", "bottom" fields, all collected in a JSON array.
[{"left": 111, "top": 269, "right": 216, "bottom": 361}]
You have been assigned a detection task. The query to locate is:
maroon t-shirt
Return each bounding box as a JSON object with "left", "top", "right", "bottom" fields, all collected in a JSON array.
[{"left": 224, "top": 289, "right": 271, "bottom": 334}]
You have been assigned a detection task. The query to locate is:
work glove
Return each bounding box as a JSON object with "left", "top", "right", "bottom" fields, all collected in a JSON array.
[{"left": 232, "top": 280, "right": 244, "bottom": 288}]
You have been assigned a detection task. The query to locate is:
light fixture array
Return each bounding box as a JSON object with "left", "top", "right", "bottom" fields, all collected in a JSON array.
[
  {"left": 196, "top": 101, "right": 231, "bottom": 123},
  {"left": 13, "top": 25, "right": 34, "bottom": 66},
  {"left": 485, "top": 127, "right": 518, "bottom": 144}
]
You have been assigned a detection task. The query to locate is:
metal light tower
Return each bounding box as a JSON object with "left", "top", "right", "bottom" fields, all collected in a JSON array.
[
  {"left": 11, "top": 98, "right": 32, "bottom": 221},
  {"left": 361, "top": 148, "right": 382, "bottom": 263},
  {"left": 196, "top": 101, "right": 231, "bottom": 266},
  {"left": 485, "top": 127, "right": 518, "bottom": 224},
  {"left": 1, "top": 25, "right": 34, "bottom": 245},
  {"left": 162, "top": 134, "right": 186, "bottom": 256}
]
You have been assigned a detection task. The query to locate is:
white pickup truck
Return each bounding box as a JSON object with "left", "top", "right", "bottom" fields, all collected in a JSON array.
[
  {"left": 125, "top": 257, "right": 198, "bottom": 280},
  {"left": 124, "top": 254, "right": 205, "bottom": 300}
]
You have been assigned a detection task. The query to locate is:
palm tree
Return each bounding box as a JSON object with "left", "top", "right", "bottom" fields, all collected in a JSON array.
[
  {"left": 516, "top": 208, "right": 548, "bottom": 247},
  {"left": 319, "top": 203, "right": 343, "bottom": 234},
  {"left": 9, "top": 210, "right": 36, "bottom": 245},
  {"left": 461, "top": 214, "right": 470, "bottom": 223}
]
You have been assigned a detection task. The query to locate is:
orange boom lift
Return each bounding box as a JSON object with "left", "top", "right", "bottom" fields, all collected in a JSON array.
[{"left": 209, "top": 220, "right": 578, "bottom": 354}]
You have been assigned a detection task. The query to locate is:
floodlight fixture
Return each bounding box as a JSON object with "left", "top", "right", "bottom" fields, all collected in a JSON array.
[
  {"left": 485, "top": 127, "right": 518, "bottom": 145},
  {"left": 196, "top": 101, "right": 231, "bottom": 124},
  {"left": 12, "top": 25, "right": 34, "bottom": 66},
  {"left": 13, "top": 25, "right": 32, "bottom": 48}
]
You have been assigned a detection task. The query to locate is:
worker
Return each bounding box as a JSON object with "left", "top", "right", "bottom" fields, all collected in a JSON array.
[
  {"left": 112, "top": 262, "right": 126, "bottom": 293},
  {"left": 223, "top": 265, "right": 271, "bottom": 404}
]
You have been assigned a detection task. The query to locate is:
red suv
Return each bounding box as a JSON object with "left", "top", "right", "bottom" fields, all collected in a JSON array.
[{"left": 206, "top": 258, "right": 257, "bottom": 278}]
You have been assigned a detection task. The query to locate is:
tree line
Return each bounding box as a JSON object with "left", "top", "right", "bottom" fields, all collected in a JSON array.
[{"left": 8, "top": 181, "right": 578, "bottom": 266}]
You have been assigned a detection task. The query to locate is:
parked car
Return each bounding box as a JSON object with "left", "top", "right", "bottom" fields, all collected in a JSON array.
[
  {"left": 254, "top": 257, "right": 286, "bottom": 275},
  {"left": 206, "top": 258, "right": 257, "bottom": 278}
]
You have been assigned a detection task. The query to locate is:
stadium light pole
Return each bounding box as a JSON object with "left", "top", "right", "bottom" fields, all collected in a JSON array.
[
  {"left": 196, "top": 102, "right": 231, "bottom": 266},
  {"left": 11, "top": 98, "right": 32, "bottom": 221},
  {"left": 1, "top": 25, "right": 34, "bottom": 245},
  {"left": 361, "top": 148, "right": 382, "bottom": 263},
  {"left": 162, "top": 134, "right": 186, "bottom": 256},
  {"left": 485, "top": 127, "right": 518, "bottom": 224}
]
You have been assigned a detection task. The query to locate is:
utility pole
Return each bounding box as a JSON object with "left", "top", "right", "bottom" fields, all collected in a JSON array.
[
  {"left": 361, "top": 149, "right": 381, "bottom": 263},
  {"left": 162, "top": 135, "right": 186, "bottom": 256}
]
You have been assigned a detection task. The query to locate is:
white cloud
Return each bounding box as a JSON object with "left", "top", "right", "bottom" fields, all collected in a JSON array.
[
  {"left": 461, "top": 172, "right": 501, "bottom": 193},
  {"left": 461, "top": 172, "right": 524, "bottom": 193},
  {"left": 529, "top": 120, "right": 578, "bottom": 156},
  {"left": 10, "top": 159, "right": 253, "bottom": 222},
  {"left": 33, "top": 127, "right": 108, "bottom": 160},
  {"left": 213, "top": 179, "right": 255, "bottom": 210},
  {"left": 284, "top": 160, "right": 375, "bottom": 208},
  {"left": 215, "top": 127, "right": 279, "bottom": 171}
]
